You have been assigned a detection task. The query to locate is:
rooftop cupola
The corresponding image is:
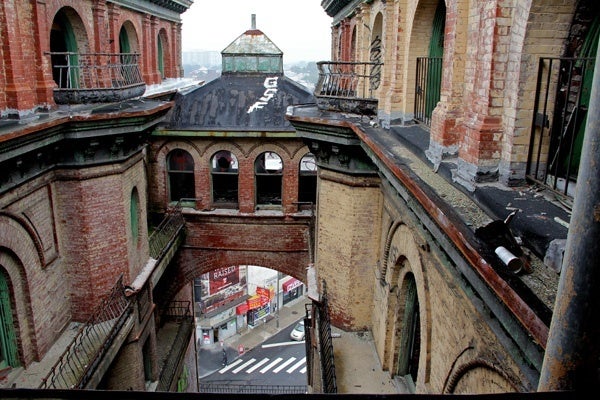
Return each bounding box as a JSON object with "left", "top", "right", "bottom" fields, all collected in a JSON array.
[{"left": 221, "top": 14, "right": 283, "bottom": 74}]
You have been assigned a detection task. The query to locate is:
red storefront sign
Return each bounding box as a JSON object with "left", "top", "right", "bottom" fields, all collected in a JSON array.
[
  {"left": 236, "top": 303, "right": 249, "bottom": 315},
  {"left": 283, "top": 278, "right": 302, "bottom": 292},
  {"left": 256, "top": 286, "right": 271, "bottom": 300},
  {"left": 247, "top": 289, "right": 271, "bottom": 310}
]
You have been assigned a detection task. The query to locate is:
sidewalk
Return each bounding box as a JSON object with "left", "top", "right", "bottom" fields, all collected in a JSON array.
[{"left": 197, "top": 296, "right": 406, "bottom": 394}]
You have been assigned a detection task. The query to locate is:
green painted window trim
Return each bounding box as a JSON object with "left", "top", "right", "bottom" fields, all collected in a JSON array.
[
  {"left": 131, "top": 188, "right": 140, "bottom": 242},
  {"left": 0, "top": 270, "right": 19, "bottom": 368},
  {"left": 157, "top": 36, "right": 164, "bottom": 77},
  {"left": 424, "top": 0, "right": 445, "bottom": 118}
]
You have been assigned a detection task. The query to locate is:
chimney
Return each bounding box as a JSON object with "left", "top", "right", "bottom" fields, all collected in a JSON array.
[{"left": 251, "top": 14, "right": 256, "bottom": 29}]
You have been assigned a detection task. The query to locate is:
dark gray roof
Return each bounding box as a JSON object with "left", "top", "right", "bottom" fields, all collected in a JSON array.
[{"left": 167, "top": 74, "right": 315, "bottom": 131}]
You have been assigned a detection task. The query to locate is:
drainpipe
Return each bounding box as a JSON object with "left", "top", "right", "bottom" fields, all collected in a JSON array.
[{"left": 538, "top": 42, "right": 600, "bottom": 390}]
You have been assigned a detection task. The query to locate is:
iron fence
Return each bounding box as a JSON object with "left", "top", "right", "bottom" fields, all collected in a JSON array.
[
  {"left": 156, "top": 302, "right": 193, "bottom": 392},
  {"left": 414, "top": 57, "right": 442, "bottom": 126},
  {"left": 527, "top": 56, "right": 595, "bottom": 200},
  {"left": 314, "top": 61, "right": 382, "bottom": 115},
  {"left": 46, "top": 52, "right": 145, "bottom": 103},
  {"left": 316, "top": 280, "right": 337, "bottom": 393},
  {"left": 199, "top": 383, "right": 308, "bottom": 394},
  {"left": 40, "top": 276, "right": 132, "bottom": 389},
  {"left": 148, "top": 202, "right": 185, "bottom": 259}
]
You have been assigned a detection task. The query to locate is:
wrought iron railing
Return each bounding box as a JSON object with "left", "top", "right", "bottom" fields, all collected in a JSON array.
[
  {"left": 46, "top": 52, "right": 146, "bottom": 104},
  {"left": 527, "top": 56, "right": 595, "bottom": 200},
  {"left": 40, "top": 276, "right": 132, "bottom": 389},
  {"left": 148, "top": 202, "right": 185, "bottom": 259},
  {"left": 316, "top": 280, "right": 337, "bottom": 393},
  {"left": 314, "top": 61, "right": 382, "bottom": 115},
  {"left": 156, "top": 301, "right": 193, "bottom": 392},
  {"left": 414, "top": 57, "right": 442, "bottom": 126},
  {"left": 198, "top": 383, "right": 308, "bottom": 394}
]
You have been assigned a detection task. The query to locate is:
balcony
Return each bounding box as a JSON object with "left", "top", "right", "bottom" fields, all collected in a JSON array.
[
  {"left": 48, "top": 52, "right": 146, "bottom": 104},
  {"left": 526, "top": 56, "right": 595, "bottom": 203},
  {"left": 314, "top": 61, "right": 382, "bottom": 116}
]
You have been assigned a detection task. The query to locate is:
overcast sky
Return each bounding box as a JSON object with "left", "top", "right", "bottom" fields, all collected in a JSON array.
[{"left": 181, "top": 0, "right": 333, "bottom": 63}]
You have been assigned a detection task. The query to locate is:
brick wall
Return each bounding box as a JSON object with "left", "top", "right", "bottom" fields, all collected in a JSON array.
[
  {"left": 53, "top": 159, "right": 145, "bottom": 321},
  {"left": 314, "top": 169, "right": 382, "bottom": 330},
  {"left": 149, "top": 137, "right": 310, "bottom": 213},
  {"left": 0, "top": 0, "right": 184, "bottom": 116}
]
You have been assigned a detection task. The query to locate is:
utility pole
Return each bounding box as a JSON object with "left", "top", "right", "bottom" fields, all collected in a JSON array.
[{"left": 538, "top": 43, "right": 600, "bottom": 390}]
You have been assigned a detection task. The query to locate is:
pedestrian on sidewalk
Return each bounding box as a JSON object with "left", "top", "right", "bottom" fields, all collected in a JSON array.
[{"left": 222, "top": 348, "right": 228, "bottom": 366}]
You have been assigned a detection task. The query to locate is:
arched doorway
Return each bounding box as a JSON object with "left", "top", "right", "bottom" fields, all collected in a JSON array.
[{"left": 396, "top": 273, "right": 420, "bottom": 385}]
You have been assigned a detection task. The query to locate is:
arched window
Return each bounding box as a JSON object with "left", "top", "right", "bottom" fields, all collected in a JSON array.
[
  {"left": 298, "top": 153, "right": 317, "bottom": 207},
  {"left": 167, "top": 149, "right": 195, "bottom": 203},
  {"left": 130, "top": 187, "right": 140, "bottom": 243},
  {"left": 50, "top": 8, "right": 80, "bottom": 88},
  {"left": 255, "top": 152, "right": 282, "bottom": 207},
  {"left": 0, "top": 267, "right": 19, "bottom": 368},
  {"left": 119, "top": 26, "right": 130, "bottom": 53},
  {"left": 211, "top": 151, "right": 239, "bottom": 207},
  {"left": 157, "top": 30, "right": 167, "bottom": 78}
]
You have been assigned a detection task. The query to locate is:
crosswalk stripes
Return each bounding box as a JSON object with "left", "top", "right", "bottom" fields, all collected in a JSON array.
[
  {"left": 273, "top": 357, "right": 296, "bottom": 373},
  {"left": 218, "top": 356, "right": 306, "bottom": 375},
  {"left": 260, "top": 357, "right": 283, "bottom": 373},
  {"left": 246, "top": 357, "right": 270, "bottom": 373},
  {"left": 286, "top": 357, "right": 306, "bottom": 373}
]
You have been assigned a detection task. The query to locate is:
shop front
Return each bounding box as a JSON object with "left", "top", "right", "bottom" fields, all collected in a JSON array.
[
  {"left": 282, "top": 277, "right": 304, "bottom": 305},
  {"left": 246, "top": 286, "right": 272, "bottom": 326}
]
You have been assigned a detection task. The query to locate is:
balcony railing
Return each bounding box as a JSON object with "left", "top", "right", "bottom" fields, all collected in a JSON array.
[
  {"left": 149, "top": 202, "right": 186, "bottom": 260},
  {"left": 314, "top": 61, "right": 382, "bottom": 116},
  {"left": 40, "top": 276, "right": 132, "bottom": 389},
  {"left": 47, "top": 52, "right": 146, "bottom": 104},
  {"left": 527, "top": 56, "right": 595, "bottom": 200},
  {"left": 156, "top": 301, "right": 193, "bottom": 392}
]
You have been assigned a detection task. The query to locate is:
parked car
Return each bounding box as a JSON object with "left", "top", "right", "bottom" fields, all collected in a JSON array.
[{"left": 290, "top": 319, "right": 305, "bottom": 341}]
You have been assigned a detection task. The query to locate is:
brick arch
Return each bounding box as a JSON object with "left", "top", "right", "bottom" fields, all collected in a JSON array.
[
  {"left": 444, "top": 357, "right": 520, "bottom": 393},
  {"left": 383, "top": 223, "right": 432, "bottom": 386},
  {"left": 159, "top": 246, "right": 310, "bottom": 310},
  {"left": 152, "top": 140, "right": 203, "bottom": 207},
  {"left": 119, "top": 19, "right": 141, "bottom": 53},
  {"left": 0, "top": 251, "right": 37, "bottom": 366},
  {"left": 429, "top": 0, "right": 469, "bottom": 164},
  {"left": 404, "top": 0, "right": 444, "bottom": 121},
  {"left": 0, "top": 215, "right": 44, "bottom": 365},
  {"left": 499, "top": 0, "right": 579, "bottom": 184},
  {"left": 247, "top": 141, "right": 294, "bottom": 161},
  {"left": 48, "top": 5, "right": 92, "bottom": 54},
  {"left": 157, "top": 27, "right": 170, "bottom": 78}
]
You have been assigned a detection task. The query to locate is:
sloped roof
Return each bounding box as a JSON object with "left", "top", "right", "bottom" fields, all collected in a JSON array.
[{"left": 167, "top": 74, "right": 315, "bottom": 131}]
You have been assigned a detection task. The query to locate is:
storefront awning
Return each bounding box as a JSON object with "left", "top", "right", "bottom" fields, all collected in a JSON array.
[
  {"left": 283, "top": 278, "right": 303, "bottom": 292},
  {"left": 236, "top": 303, "right": 249, "bottom": 315}
]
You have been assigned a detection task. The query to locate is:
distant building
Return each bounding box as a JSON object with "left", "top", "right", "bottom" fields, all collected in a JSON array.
[{"left": 182, "top": 50, "right": 221, "bottom": 66}]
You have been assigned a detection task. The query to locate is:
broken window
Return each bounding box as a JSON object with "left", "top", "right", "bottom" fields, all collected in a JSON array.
[
  {"left": 167, "top": 149, "right": 195, "bottom": 203},
  {"left": 298, "top": 153, "right": 317, "bottom": 208},
  {"left": 211, "top": 150, "right": 239, "bottom": 208},
  {"left": 255, "top": 152, "right": 282, "bottom": 207}
]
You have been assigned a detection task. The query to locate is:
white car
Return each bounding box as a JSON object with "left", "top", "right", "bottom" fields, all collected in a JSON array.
[{"left": 290, "top": 319, "right": 305, "bottom": 341}]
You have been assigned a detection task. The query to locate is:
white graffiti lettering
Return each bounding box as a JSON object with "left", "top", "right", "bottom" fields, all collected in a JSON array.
[{"left": 247, "top": 77, "right": 279, "bottom": 113}]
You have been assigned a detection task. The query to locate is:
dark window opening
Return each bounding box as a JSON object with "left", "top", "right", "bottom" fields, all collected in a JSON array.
[
  {"left": 298, "top": 153, "right": 317, "bottom": 207},
  {"left": 167, "top": 149, "right": 195, "bottom": 203},
  {"left": 255, "top": 152, "right": 283, "bottom": 206},
  {"left": 211, "top": 151, "right": 239, "bottom": 208}
]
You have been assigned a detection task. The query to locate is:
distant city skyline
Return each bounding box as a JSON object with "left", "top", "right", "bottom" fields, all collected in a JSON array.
[{"left": 181, "top": 0, "right": 332, "bottom": 63}]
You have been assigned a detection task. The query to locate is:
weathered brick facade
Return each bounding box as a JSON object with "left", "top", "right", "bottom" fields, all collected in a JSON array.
[{"left": 0, "top": 0, "right": 190, "bottom": 391}]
